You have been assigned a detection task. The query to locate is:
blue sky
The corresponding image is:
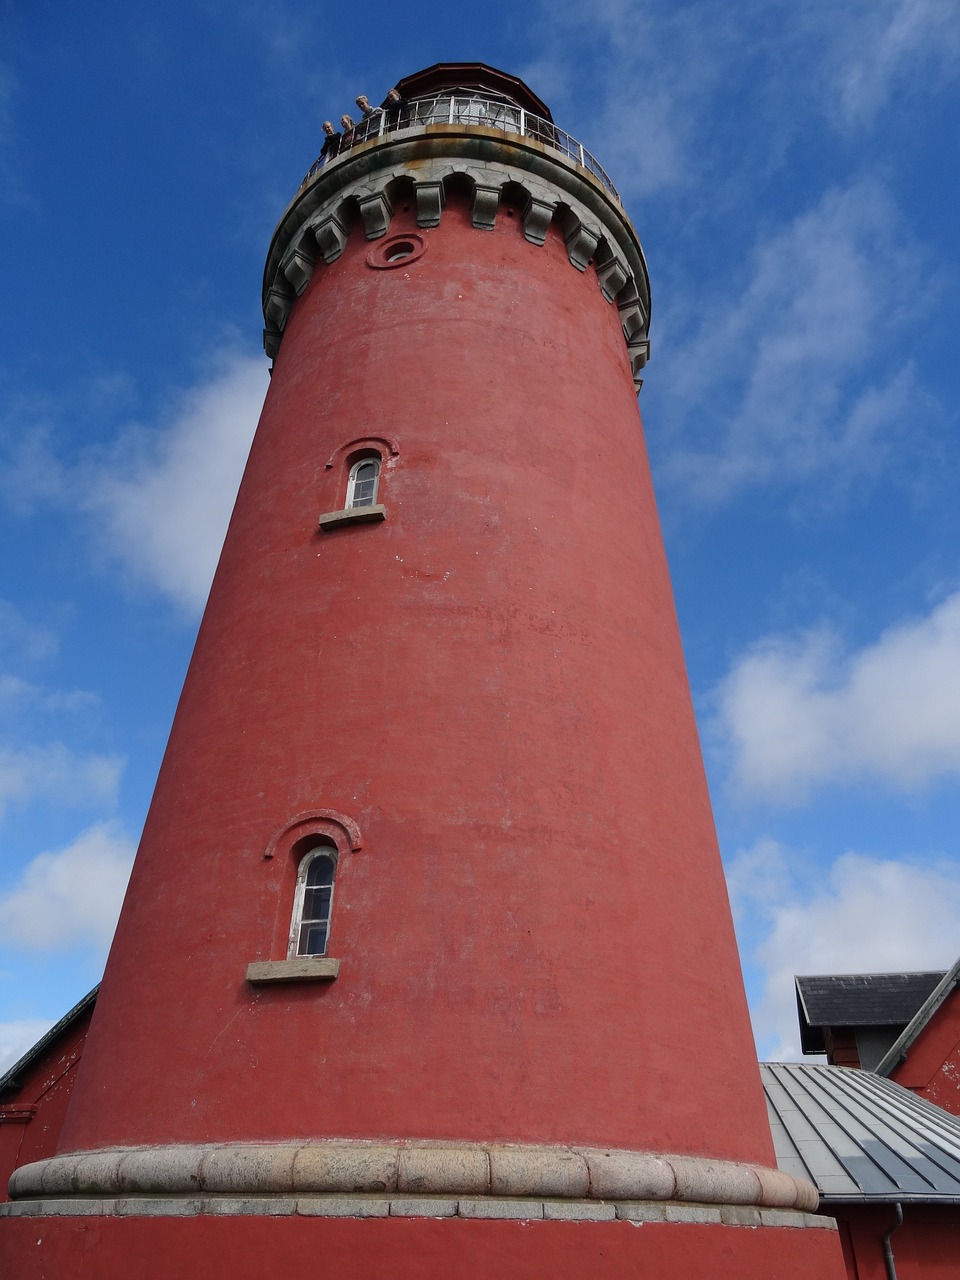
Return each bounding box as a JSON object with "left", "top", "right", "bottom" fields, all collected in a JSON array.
[{"left": 2, "top": 0, "right": 960, "bottom": 1069}]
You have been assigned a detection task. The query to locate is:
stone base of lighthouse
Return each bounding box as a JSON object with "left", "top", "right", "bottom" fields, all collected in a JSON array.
[{"left": 1, "top": 1139, "right": 846, "bottom": 1277}]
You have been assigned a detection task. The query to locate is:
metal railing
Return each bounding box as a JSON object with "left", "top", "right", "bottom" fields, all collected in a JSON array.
[{"left": 301, "top": 94, "right": 620, "bottom": 202}]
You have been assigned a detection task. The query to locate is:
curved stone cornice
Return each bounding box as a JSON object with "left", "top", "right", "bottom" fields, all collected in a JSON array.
[
  {"left": 262, "top": 127, "right": 651, "bottom": 389},
  {"left": 262, "top": 809, "right": 362, "bottom": 859},
  {"left": 9, "top": 1139, "right": 817, "bottom": 1214}
]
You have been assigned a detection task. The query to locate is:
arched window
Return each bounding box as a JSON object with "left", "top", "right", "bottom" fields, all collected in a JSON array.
[
  {"left": 290, "top": 844, "right": 337, "bottom": 957},
  {"left": 346, "top": 456, "right": 380, "bottom": 508}
]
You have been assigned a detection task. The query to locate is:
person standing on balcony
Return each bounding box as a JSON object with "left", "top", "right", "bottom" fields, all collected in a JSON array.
[
  {"left": 355, "top": 94, "right": 384, "bottom": 141},
  {"left": 382, "top": 87, "right": 409, "bottom": 130},
  {"left": 339, "top": 113, "right": 356, "bottom": 149},
  {"left": 319, "top": 121, "right": 342, "bottom": 163}
]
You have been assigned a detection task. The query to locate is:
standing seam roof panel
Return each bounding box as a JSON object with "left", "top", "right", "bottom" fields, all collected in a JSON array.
[{"left": 761, "top": 1062, "right": 960, "bottom": 1202}]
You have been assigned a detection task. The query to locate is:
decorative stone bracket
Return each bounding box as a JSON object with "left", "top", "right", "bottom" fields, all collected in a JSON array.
[{"left": 262, "top": 136, "right": 650, "bottom": 392}]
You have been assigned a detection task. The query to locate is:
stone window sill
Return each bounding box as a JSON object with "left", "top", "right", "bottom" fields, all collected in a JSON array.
[
  {"left": 318, "top": 504, "right": 387, "bottom": 531},
  {"left": 246, "top": 958, "right": 340, "bottom": 984}
]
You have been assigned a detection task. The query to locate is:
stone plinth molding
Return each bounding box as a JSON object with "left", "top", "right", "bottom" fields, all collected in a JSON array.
[{"left": 9, "top": 1139, "right": 817, "bottom": 1214}]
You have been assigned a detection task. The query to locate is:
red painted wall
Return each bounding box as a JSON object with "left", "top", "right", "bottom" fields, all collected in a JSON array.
[
  {"left": 0, "top": 1006, "right": 92, "bottom": 1200},
  {"left": 824, "top": 1027, "right": 861, "bottom": 1068},
  {"left": 0, "top": 1214, "right": 847, "bottom": 1280},
  {"left": 57, "top": 188, "right": 772, "bottom": 1166},
  {"left": 890, "top": 987, "right": 960, "bottom": 1114},
  {"left": 834, "top": 1204, "right": 960, "bottom": 1279}
]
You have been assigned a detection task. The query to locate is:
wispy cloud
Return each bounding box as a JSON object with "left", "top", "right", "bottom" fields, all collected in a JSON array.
[
  {"left": 715, "top": 589, "right": 960, "bottom": 801},
  {"left": 0, "top": 600, "right": 58, "bottom": 665},
  {"left": 0, "top": 675, "right": 96, "bottom": 716},
  {"left": 728, "top": 838, "right": 960, "bottom": 1058},
  {"left": 0, "top": 354, "right": 267, "bottom": 616},
  {"left": 0, "top": 821, "right": 134, "bottom": 954},
  {"left": 0, "top": 1019, "right": 56, "bottom": 1076},
  {"left": 526, "top": 0, "right": 960, "bottom": 188},
  {"left": 661, "top": 179, "right": 930, "bottom": 502},
  {"left": 81, "top": 352, "right": 266, "bottom": 613},
  {"left": 0, "top": 600, "right": 111, "bottom": 821},
  {"left": 522, "top": 0, "right": 742, "bottom": 196},
  {"left": 514, "top": 2, "right": 951, "bottom": 513},
  {"left": 0, "top": 424, "right": 66, "bottom": 516},
  {"left": 803, "top": 0, "right": 960, "bottom": 128},
  {"left": 0, "top": 743, "right": 122, "bottom": 821}
]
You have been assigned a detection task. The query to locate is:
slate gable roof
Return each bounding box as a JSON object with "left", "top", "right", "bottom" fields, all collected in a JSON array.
[
  {"left": 0, "top": 987, "right": 98, "bottom": 1099},
  {"left": 796, "top": 971, "right": 944, "bottom": 1054}
]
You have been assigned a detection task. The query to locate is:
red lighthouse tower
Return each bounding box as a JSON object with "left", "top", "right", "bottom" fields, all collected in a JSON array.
[{"left": 1, "top": 64, "right": 846, "bottom": 1277}]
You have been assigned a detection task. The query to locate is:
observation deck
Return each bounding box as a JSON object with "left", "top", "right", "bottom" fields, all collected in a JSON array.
[
  {"left": 263, "top": 64, "right": 651, "bottom": 389},
  {"left": 301, "top": 94, "right": 620, "bottom": 205}
]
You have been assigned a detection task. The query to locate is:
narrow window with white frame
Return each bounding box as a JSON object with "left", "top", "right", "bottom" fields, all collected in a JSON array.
[
  {"left": 346, "top": 455, "right": 381, "bottom": 508},
  {"left": 290, "top": 843, "right": 337, "bottom": 957}
]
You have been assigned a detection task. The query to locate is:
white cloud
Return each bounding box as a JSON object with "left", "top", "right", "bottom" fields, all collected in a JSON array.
[
  {"left": 0, "top": 424, "right": 67, "bottom": 516},
  {"left": 0, "top": 600, "right": 58, "bottom": 665},
  {"left": 0, "top": 675, "right": 96, "bottom": 716},
  {"left": 522, "top": 0, "right": 738, "bottom": 196},
  {"left": 725, "top": 835, "right": 793, "bottom": 910},
  {"left": 0, "top": 356, "right": 266, "bottom": 614},
  {"left": 522, "top": 0, "right": 960, "bottom": 205},
  {"left": 728, "top": 840, "right": 960, "bottom": 1059},
  {"left": 0, "top": 675, "right": 32, "bottom": 706},
  {"left": 83, "top": 353, "right": 267, "bottom": 614},
  {"left": 716, "top": 590, "right": 960, "bottom": 801},
  {"left": 663, "top": 180, "right": 927, "bottom": 502},
  {"left": 0, "top": 821, "right": 134, "bottom": 955},
  {"left": 810, "top": 0, "right": 960, "bottom": 127},
  {"left": 514, "top": 4, "right": 948, "bottom": 510},
  {"left": 0, "top": 1019, "right": 56, "bottom": 1076},
  {"left": 0, "top": 743, "right": 122, "bottom": 821}
]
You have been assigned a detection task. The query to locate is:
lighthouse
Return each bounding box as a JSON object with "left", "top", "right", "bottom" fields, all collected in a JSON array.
[{"left": 1, "top": 63, "right": 846, "bottom": 1277}]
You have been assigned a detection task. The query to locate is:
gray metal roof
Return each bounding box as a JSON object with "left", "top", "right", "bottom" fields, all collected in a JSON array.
[{"left": 762, "top": 1061, "right": 960, "bottom": 1204}]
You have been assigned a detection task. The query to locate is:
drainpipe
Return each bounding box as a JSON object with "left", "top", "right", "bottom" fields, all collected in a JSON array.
[{"left": 882, "top": 1202, "right": 903, "bottom": 1280}]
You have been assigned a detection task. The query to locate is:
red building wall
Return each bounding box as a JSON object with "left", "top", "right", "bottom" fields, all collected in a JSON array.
[
  {"left": 890, "top": 987, "right": 960, "bottom": 1114},
  {"left": 0, "top": 1005, "right": 92, "bottom": 1200},
  {"left": 0, "top": 1214, "right": 848, "bottom": 1279},
  {"left": 835, "top": 1204, "right": 960, "bottom": 1280},
  {"left": 824, "top": 1027, "right": 862, "bottom": 1068}
]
